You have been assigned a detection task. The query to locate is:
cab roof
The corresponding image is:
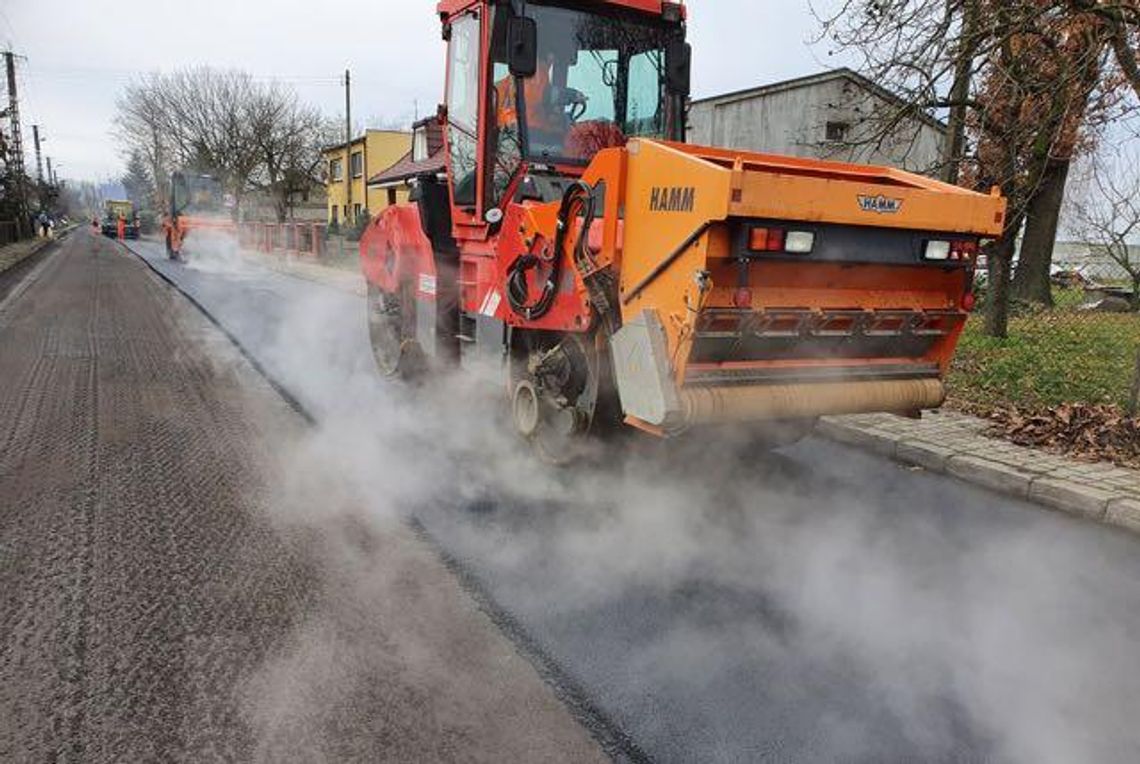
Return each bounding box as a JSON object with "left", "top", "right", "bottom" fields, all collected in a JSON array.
[{"left": 436, "top": 0, "right": 684, "bottom": 20}]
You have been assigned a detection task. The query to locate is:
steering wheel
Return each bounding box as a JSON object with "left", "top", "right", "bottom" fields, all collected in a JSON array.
[{"left": 546, "top": 86, "right": 589, "bottom": 124}]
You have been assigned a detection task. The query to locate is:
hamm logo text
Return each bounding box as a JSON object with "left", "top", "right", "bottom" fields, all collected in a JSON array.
[
  {"left": 857, "top": 194, "right": 903, "bottom": 214},
  {"left": 650, "top": 186, "right": 696, "bottom": 213}
]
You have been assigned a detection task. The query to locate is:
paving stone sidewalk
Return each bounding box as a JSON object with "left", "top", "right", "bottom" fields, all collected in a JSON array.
[
  {"left": 821, "top": 410, "right": 1140, "bottom": 535},
  {"left": 232, "top": 243, "right": 1140, "bottom": 538}
]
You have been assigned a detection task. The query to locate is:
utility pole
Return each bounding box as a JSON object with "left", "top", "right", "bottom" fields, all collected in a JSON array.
[
  {"left": 32, "top": 124, "right": 43, "bottom": 183},
  {"left": 4, "top": 51, "right": 29, "bottom": 237},
  {"left": 46, "top": 156, "right": 53, "bottom": 187},
  {"left": 344, "top": 68, "right": 353, "bottom": 226}
]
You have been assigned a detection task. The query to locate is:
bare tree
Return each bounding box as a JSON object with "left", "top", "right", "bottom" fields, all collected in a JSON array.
[
  {"left": 116, "top": 68, "right": 328, "bottom": 221},
  {"left": 812, "top": 0, "right": 997, "bottom": 181},
  {"left": 150, "top": 68, "right": 263, "bottom": 214},
  {"left": 1069, "top": 147, "right": 1140, "bottom": 308},
  {"left": 114, "top": 74, "right": 172, "bottom": 213},
  {"left": 245, "top": 85, "right": 332, "bottom": 222},
  {"left": 815, "top": 0, "right": 1135, "bottom": 336}
]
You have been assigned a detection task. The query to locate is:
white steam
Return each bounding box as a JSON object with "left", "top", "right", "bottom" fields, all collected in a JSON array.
[{"left": 183, "top": 233, "right": 1140, "bottom": 763}]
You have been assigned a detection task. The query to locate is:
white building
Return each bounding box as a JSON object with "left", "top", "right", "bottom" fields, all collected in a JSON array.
[
  {"left": 1052, "top": 241, "right": 1137, "bottom": 282},
  {"left": 688, "top": 68, "right": 948, "bottom": 175}
]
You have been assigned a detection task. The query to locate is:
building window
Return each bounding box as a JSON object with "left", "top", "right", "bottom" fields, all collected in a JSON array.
[
  {"left": 330, "top": 158, "right": 344, "bottom": 182},
  {"left": 387, "top": 188, "right": 397, "bottom": 206},
  {"left": 351, "top": 151, "right": 364, "bottom": 179},
  {"left": 354, "top": 203, "right": 363, "bottom": 220},
  {"left": 330, "top": 206, "right": 338, "bottom": 225},
  {"left": 825, "top": 121, "right": 850, "bottom": 143}
]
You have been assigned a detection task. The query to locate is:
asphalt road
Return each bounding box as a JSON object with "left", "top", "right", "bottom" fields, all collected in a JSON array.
[
  {"left": 0, "top": 232, "right": 605, "bottom": 763},
  {"left": 125, "top": 237, "right": 1140, "bottom": 763}
]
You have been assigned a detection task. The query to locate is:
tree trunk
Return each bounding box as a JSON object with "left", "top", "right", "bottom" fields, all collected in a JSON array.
[
  {"left": 1012, "top": 157, "right": 1070, "bottom": 306},
  {"left": 985, "top": 235, "right": 1015, "bottom": 338},
  {"left": 941, "top": 0, "right": 981, "bottom": 185}
]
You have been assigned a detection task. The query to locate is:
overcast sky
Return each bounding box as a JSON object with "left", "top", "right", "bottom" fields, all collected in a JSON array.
[{"left": 1, "top": 1, "right": 845, "bottom": 183}]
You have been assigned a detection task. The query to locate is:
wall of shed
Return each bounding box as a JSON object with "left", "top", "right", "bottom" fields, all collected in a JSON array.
[{"left": 688, "top": 77, "right": 945, "bottom": 175}]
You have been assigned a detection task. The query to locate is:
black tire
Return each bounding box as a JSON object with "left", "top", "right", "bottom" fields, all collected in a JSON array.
[
  {"left": 367, "top": 285, "right": 422, "bottom": 380},
  {"left": 508, "top": 332, "right": 610, "bottom": 466}
]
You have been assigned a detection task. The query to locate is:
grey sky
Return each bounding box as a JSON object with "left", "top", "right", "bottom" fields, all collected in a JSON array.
[{"left": 2, "top": 1, "right": 842, "bottom": 182}]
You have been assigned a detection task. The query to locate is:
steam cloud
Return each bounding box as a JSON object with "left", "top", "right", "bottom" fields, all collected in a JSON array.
[{"left": 182, "top": 232, "right": 1140, "bottom": 763}]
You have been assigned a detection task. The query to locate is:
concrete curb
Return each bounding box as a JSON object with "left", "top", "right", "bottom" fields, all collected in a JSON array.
[{"left": 819, "top": 417, "right": 1140, "bottom": 537}]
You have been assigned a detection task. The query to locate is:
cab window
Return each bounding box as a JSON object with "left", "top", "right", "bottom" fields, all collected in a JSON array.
[{"left": 446, "top": 14, "right": 481, "bottom": 207}]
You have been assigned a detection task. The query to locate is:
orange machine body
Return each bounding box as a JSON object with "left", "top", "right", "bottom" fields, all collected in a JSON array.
[
  {"left": 163, "top": 172, "right": 233, "bottom": 259},
  {"left": 359, "top": 0, "right": 1007, "bottom": 445}
]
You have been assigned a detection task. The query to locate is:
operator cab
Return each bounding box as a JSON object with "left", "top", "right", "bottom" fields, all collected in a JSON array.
[
  {"left": 441, "top": 0, "right": 690, "bottom": 225},
  {"left": 170, "top": 172, "right": 225, "bottom": 219}
]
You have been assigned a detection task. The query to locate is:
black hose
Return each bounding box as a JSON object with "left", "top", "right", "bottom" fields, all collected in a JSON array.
[{"left": 506, "top": 180, "right": 595, "bottom": 321}]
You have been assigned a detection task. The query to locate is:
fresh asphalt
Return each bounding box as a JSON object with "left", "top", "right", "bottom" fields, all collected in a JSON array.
[{"left": 125, "top": 238, "right": 1140, "bottom": 764}]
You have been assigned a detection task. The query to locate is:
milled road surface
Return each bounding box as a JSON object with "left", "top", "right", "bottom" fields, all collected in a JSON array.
[
  {"left": 123, "top": 235, "right": 1140, "bottom": 764},
  {"left": 0, "top": 232, "right": 605, "bottom": 763}
]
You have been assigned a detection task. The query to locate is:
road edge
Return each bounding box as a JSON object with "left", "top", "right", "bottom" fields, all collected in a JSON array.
[
  {"left": 817, "top": 418, "right": 1140, "bottom": 537},
  {"left": 118, "top": 237, "right": 646, "bottom": 764},
  {"left": 0, "top": 234, "right": 69, "bottom": 321}
]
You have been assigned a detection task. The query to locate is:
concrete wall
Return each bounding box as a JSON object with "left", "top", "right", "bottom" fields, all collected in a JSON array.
[{"left": 688, "top": 75, "right": 945, "bottom": 175}]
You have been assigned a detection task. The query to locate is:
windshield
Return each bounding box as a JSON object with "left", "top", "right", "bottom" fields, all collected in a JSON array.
[
  {"left": 491, "top": 4, "right": 671, "bottom": 171},
  {"left": 173, "top": 173, "right": 225, "bottom": 215}
]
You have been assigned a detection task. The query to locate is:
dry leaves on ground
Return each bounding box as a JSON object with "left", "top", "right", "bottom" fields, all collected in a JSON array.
[{"left": 984, "top": 403, "right": 1140, "bottom": 468}]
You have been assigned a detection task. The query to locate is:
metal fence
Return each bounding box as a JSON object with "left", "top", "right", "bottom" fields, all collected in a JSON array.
[{"left": 954, "top": 257, "right": 1140, "bottom": 415}]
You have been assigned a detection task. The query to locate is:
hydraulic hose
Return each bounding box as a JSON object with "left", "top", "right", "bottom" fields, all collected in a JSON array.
[{"left": 507, "top": 180, "right": 595, "bottom": 321}]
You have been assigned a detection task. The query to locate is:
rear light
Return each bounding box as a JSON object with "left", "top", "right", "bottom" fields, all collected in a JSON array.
[
  {"left": 924, "top": 240, "right": 951, "bottom": 261},
  {"left": 750, "top": 227, "right": 785, "bottom": 252},
  {"left": 925, "top": 238, "right": 979, "bottom": 262},
  {"left": 950, "top": 240, "right": 978, "bottom": 261},
  {"left": 962, "top": 292, "right": 977, "bottom": 312},
  {"left": 784, "top": 231, "right": 816, "bottom": 253},
  {"left": 733, "top": 287, "right": 753, "bottom": 308},
  {"left": 749, "top": 227, "right": 814, "bottom": 254}
]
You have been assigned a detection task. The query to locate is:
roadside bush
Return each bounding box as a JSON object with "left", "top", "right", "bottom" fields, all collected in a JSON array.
[{"left": 344, "top": 210, "right": 371, "bottom": 243}]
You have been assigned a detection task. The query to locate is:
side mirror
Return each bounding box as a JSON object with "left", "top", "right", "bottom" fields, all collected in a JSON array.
[
  {"left": 666, "top": 40, "right": 692, "bottom": 97},
  {"left": 507, "top": 16, "right": 538, "bottom": 78}
]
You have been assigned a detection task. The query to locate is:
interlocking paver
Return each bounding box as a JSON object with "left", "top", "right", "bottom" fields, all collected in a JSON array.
[{"left": 825, "top": 409, "right": 1140, "bottom": 536}]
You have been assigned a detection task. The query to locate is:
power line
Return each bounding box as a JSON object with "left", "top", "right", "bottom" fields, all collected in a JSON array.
[{"left": 22, "top": 63, "right": 343, "bottom": 87}]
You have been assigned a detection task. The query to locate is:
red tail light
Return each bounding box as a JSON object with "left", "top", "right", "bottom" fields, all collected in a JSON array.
[
  {"left": 949, "top": 240, "right": 978, "bottom": 261},
  {"left": 749, "top": 227, "right": 786, "bottom": 252},
  {"left": 962, "top": 292, "right": 977, "bottom": 312}
]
